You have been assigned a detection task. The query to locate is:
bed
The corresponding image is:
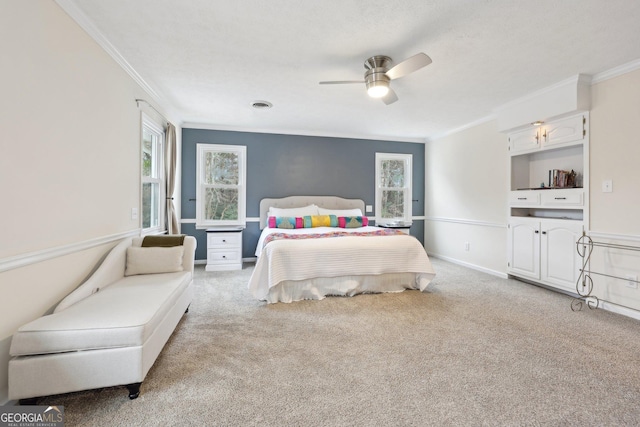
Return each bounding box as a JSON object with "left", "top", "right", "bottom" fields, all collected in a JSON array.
[{"left": 248, "top": 196, "right": 436, "bottom": 303}]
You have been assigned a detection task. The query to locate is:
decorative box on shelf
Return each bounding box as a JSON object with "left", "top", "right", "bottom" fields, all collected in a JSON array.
[{"left": 206, "top": 227, "right": 243, "bottom": 271}]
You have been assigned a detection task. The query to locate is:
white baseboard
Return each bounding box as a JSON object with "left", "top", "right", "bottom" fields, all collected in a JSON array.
[
  {"left": 428, "top": 253, "right": 508, "bottom": 279},
  {"left": 598, "top": 300, "right": 640, "bottom": 322},
  {"left": 511, "top": 275, "right": 640, "bottom": 322}
]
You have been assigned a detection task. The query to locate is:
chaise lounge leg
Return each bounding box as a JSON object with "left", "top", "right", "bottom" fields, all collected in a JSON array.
[
  {"left": 126, "top": 382, "right": 142, "bottom": 399},
  {"left": 19, "top": 397, "right": 38, "bottom": 405},
  {"left": 185, "top": 304, "right": 190, "bottom": 314}
]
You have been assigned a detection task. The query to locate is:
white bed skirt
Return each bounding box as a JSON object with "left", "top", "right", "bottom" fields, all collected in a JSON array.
[{"left": 261, "top": 272, "right": 432, "bottom": 304}]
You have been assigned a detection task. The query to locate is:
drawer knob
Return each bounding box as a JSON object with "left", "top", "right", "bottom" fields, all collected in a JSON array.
[
  {"left": 554, "top": 197, "right": 567, "bottom": 200},
  {"left": 517, "top": 197, "right": 527, "bottom": 200},
  {"left": 222, "top": 255, "right": 226, "bottom": 258}
]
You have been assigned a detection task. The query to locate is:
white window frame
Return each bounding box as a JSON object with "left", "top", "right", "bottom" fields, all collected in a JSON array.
[
  {"left": 375, "top": 152, "right": 412, "bottom": 225},
  {"left": 196, "top": 144, "right": 247, "bottom": 228},
  {"left": 141, "top": 115, "right": 165, "bottom": 235}
]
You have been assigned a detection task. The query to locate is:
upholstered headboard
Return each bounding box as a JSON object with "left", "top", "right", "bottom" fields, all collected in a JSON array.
[{"left": 259, "top": 196, "right": 366, "bottom": 229}]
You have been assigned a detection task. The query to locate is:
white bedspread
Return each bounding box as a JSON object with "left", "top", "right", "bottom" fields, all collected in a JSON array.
[{"left": 248, "top": 227, "right": 436, "bottom": 302}]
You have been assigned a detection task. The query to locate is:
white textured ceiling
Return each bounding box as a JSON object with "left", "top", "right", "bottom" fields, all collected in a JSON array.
[{"left": 61, "top": 0, "right": 640, "bottom": 142}]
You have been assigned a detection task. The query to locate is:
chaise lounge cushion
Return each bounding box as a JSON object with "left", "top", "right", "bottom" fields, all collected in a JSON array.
[
  {"left": 124, "top": 246, "right": 184, "bottom": 276},
  {"left": 10, "top": 271, "right": 191, "bottom": 357}
]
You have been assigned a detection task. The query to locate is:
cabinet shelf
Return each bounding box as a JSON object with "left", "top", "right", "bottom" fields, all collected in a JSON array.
[
  {"left": 510, "top": 209, "right": 583, "bottom": 221},
  {"left": 511, "top": 144, "right": 583, "bottom": 191}
]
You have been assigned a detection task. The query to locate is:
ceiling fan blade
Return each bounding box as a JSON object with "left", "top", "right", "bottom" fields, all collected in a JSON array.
[
  {"left": 319, "top": 80, "right": 365, "bottom": 85},
  {"left": 382, "top": 88, "right": 398, "bottom": 105},
  {"left": 385, "top": 53, "right": 432, "bottom": 80}
]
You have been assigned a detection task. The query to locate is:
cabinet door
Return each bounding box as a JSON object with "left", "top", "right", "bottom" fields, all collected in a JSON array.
[
  {"left": 540, "top": 221, "right": 582, "bottom": 292},
  {"left": 542, "top": 115, "right": 585, "bottom": 148},
  {"left": 508, "top": 221, "right": 540, "bottom": 280},
  {"left": 509, "top": 127, "right": 540, "bottom": 153}
]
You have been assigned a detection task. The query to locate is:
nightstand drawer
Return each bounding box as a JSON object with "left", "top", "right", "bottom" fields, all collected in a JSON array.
[
  {"left": 207, "top": 250, "right": 241, "bottom": 264},
  {"left": 207, "top": 232, "right": 241, "bottom": 248}
]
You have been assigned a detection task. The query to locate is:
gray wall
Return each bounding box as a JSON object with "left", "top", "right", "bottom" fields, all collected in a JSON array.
[{"left": 181, "top": 129, "right": 425, "bottom": 260}]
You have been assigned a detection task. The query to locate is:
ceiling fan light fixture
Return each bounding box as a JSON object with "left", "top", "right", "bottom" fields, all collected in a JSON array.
[
  {"left": 367, "top": 81, "right": 389, "bottom": 98},
  {"left": 319, "top": 52, "right": 431, "bottom": 105},
  {"left": 365, "top": 65, "right": 391, "bottom": 99}
]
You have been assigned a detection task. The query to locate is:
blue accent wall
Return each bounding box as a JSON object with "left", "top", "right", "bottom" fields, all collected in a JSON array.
[{"left": 181, "top": 129, "right": 425, "bottom": 260}]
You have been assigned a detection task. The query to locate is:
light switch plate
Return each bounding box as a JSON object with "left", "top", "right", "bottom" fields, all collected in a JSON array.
[
  {"left": 365, "top": 205, "right": 373, "bottom": 213},
  {"left": 602, "top": 180, "right": 612, "bottom": 193},
  {"left": 131, "top": 208, "right": 138, "bottom": 220}
]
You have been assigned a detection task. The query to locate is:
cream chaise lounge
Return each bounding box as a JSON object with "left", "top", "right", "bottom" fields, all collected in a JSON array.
[{"left": 9, "top": 235, "right": 196, "bottom": 403}]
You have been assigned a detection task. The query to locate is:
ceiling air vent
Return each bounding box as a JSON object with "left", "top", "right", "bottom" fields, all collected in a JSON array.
[{"left": 251, "top": 101, "right": 272, "bottom": 109}]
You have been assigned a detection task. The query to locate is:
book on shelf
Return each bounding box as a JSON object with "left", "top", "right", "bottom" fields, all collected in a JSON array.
[{"left": 548, "top": 169, "right": 576, "bottom": 188}]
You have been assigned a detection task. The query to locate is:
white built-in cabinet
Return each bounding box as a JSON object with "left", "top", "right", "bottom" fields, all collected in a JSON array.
[
  {"left": 508, "top": 218, "right": 583, "bottom": 292},
  {"left": 507, "top": 112, "right": 589, "bottom": 294},
  {"left": 508, "top": 114, "right": 586, "bottom": 153}
]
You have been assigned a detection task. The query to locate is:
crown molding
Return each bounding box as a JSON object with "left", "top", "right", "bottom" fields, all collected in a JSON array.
[
  {"left": 50, "top": 1, "right": 640, "bottom": 145},
  {"left": 591, "top": 58, "right": 640, "bottom": 84},
  {"left": 430, "top": 57, "right": 640, "bottom": 141},
  {"left": 424, "top": 114, "right": 496, "bottom": 142},
  {"left": 55, "top": 0, "right": 159, "bottom": 99},
  {"left": 54, "top": 0, "right": 181, "bottom": 122},
  {"left": 182, "top": 122, "right": 427, "bottom": 144},
  {"left": 493, "top": 74, "right": 592, "bottom": 115}
]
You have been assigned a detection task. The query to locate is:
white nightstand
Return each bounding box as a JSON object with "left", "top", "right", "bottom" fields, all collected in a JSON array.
[{"left": 206, "top": 228, "right": 243, "bottom": 271}]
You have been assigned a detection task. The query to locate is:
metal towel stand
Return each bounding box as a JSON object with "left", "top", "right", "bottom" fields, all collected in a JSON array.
[{"left": 572, "top": 231, "right": 640, "bottom": 311}]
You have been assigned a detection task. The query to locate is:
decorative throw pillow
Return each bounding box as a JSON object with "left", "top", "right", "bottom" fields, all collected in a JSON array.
[
  {"left": 338, "top": 216, "right": 369, "bottom": 228},
  {"left": 125, "top": 246, "right": 184, "bottom": 276},
  {"left": 267, "top": 216, "right": 303, "bottom": 229},
  {"left": 303, "top": 215, "right": 338, "bottom": 228}
]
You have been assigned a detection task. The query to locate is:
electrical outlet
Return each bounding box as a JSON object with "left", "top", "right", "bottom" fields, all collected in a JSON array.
[
  {"left": 131, "top": 208, "right": 138, "bottom": 220},
  {"left": 602, "top": 180, "right": 613, "bottom": 193},
  {"left": 625, "top": 275, "right": 637, "bottom": 289},
  {"left": 464, "top": 242, "right": 470, "bottom": 251}
]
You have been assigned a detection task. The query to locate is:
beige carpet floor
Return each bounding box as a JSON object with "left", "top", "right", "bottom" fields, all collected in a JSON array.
[{"left": 28, "top": 258, "right": 640, "bottom": 426}]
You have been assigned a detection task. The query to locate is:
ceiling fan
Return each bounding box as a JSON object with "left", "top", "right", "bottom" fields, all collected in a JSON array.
[{"left": 319, "top": 52, "right": 432, "bottom": 105}]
